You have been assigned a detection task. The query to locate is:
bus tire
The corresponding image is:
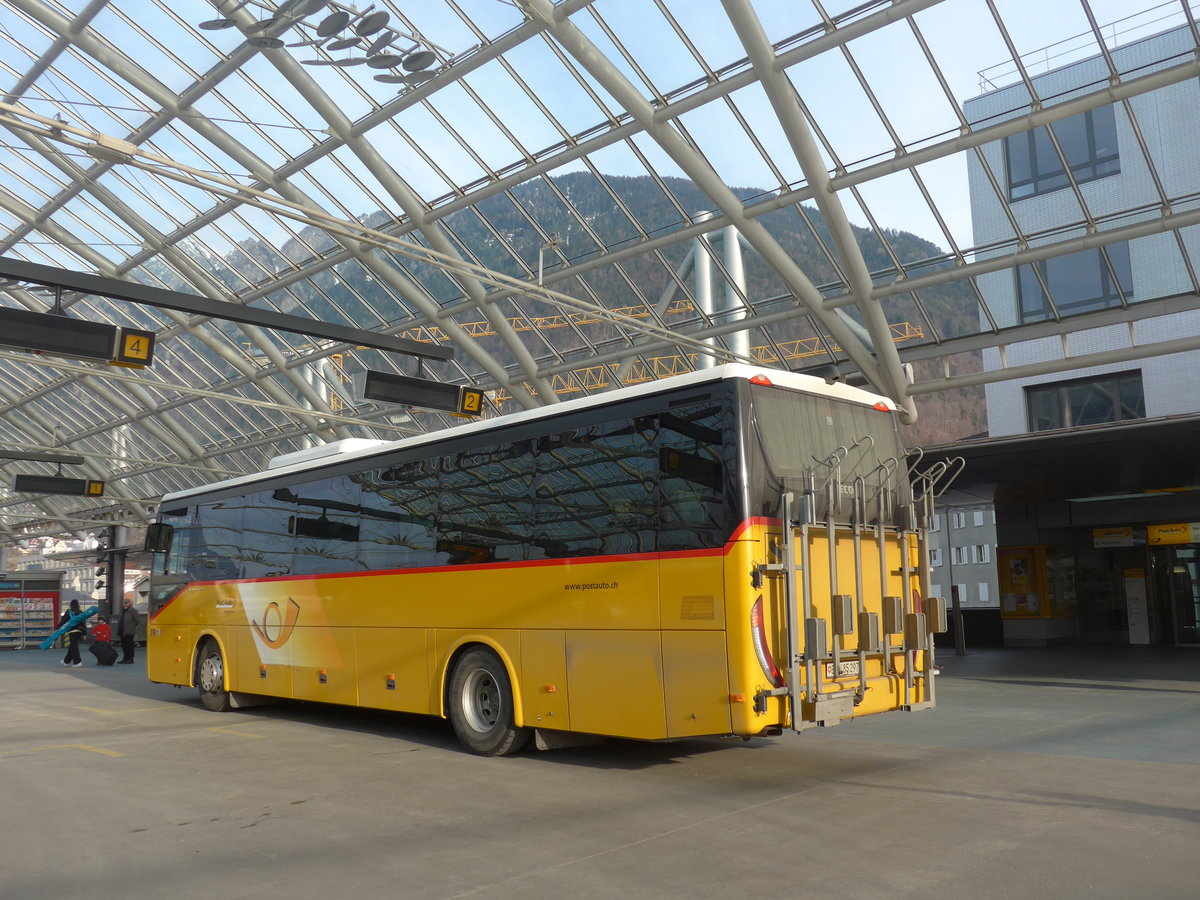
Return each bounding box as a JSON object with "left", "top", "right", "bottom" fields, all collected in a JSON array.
[
  {"left": 448, "top": 647, "right": 530, "bottom": 756},
  {"left": 196, "top": 640, "right": 232, "bottom": 713}
]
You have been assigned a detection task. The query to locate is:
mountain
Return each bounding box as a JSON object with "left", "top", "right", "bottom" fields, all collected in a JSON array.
[{"left": 140, "top": 171, "right": 986, "bottom": 445}]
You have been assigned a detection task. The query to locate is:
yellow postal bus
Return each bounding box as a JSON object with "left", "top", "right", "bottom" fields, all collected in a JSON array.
[{"left": 145, "top": 365, "right": 946, "bottom": 755}]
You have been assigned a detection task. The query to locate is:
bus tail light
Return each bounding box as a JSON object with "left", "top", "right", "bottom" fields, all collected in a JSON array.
[
  {"left": 751, "top": 596, "right": 784, "bottom": 687},
  {"left": 749, "top": 374, "right": 773, "bottom": 386}
]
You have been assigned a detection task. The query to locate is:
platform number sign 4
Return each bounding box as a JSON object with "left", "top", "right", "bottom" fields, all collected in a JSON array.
[{"left": 113, "top": 327, "right": 156, "bottom": 368}]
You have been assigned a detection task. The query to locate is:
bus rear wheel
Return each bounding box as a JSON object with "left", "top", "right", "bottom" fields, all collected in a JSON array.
[
  {"left": 196, "top": 641, "right": 232, "bottom": 712},
  {"left": 448, "top": 648, "right": 530, "bottom": 756}
]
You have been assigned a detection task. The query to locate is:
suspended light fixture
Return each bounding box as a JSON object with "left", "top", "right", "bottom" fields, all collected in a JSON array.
[{"left": 196, "top": 0, "right": 447, "bottom": 89}]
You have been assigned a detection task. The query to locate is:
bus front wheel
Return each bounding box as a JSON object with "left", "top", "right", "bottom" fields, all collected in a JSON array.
[
  {"left": 448, "top": 648, "right": 530, "bottom": 756},
  {"left": 196, "top": 641, "right": 232, "bottom": 712}
]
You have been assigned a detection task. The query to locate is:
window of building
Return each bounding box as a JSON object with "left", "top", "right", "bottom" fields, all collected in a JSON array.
[
  {"left": 930, "top": 548, "right": 943, "bottom": 567},
  {"left": 1026, "top": 370, "right": 1145, "bottom": 432},
  {"left": 973, "top": 510, "right": 985, "bottom": 527},
  {"left": 1016, "top": 243, "right": 1133, "bottom": 323},
  {"left": 1005, "top": 105, "right": 1119, "bottom": 200},
  {"left": 971, "top": 544, "right": 991, "bottom": 564},
  {"left": 952, "top": 545, "right": 969, "bottom": 566},
  {"left": 978, "top": 583, "right": 991, "bottom": 606},
  {"left": 929, "top": 516, "right": 941, "bottom": 532},
  {"left": 950, "top": 511, "right": 965, "bottom": 529}
]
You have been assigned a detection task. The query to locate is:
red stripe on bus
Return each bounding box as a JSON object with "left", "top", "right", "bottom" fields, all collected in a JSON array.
[{"left": 148, "top": 587, "right": 184, "bottom": 623}]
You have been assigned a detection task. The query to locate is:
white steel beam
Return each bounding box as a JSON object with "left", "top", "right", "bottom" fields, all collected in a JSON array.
[
  {"left": 516, "top": 0, "right": 891, "bottom": 400},
  {"left": 722, "top": 0, "right": 916, "bottom": 420}
]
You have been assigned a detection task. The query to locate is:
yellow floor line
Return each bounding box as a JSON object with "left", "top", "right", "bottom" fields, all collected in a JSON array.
[
  {"left": 204, "top": 723, "right": 264, "bottom": 738},
  {"left": 78, "top": 705, "right": 171, "bottom": 715},
  {"left": 0, "top": 743, "right": 126, "bottom": 758}
]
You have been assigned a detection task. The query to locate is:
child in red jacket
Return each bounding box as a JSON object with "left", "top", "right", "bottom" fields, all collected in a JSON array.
[{"left": 89, "top": 616, "right": 116, "bottom": 666}]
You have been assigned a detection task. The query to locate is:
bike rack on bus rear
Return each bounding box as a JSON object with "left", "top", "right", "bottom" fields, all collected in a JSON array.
[{"left": 757, "top": 444, "right": 965, "bottom": 731}]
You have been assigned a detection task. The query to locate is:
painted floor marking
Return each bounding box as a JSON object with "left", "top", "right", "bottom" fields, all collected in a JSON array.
[{"left": 0, "top": 743, "right": 126, "bottom": 758}]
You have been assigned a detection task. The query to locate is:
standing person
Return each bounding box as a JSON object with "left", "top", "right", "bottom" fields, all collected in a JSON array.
[
  {"left": 59, "top": 599, "right": 86, "bottom": 668},
  {"left": 116, "top": 597, "right": 140, "bottom": 664}
]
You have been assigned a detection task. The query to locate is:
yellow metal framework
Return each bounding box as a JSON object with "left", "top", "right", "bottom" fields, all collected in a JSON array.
[
  {"left": 391, "top": 303, "right": 922, "bottom": 408},
  {"left": 490, "top": 321, "right": 924, "bottom": 404}
]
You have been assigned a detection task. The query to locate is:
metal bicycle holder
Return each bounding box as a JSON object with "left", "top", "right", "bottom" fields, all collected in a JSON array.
[{"left": 758, "top": 442, "right": 965, "bottom": 731}]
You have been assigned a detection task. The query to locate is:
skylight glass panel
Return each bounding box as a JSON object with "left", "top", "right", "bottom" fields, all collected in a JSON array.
[
  {"left": 384, "top": 100, "right": 490, "bottom": 192},
  {"left": 503, "top": 38, "right": 619, "bottom": 137},
  {"left": 673, "top": 96, "right": 777, "bottom": 195},
  {"left": 96, "top": 7, "right": 205, "bottom": 97},
  {"left": 744, "top": 0, "right": 828, "bottom": 51},
  {"left": 0, "top": 151, "right": 63, "bottom": 208},
  {"left": 459, "top": 59, "right": 565, "bottom": 160},
  {"left": 420, "top": 83, "right": 524, "bottom": 177},
  {"left": 581, "top": 4, "right": 706, "bottom": 103}
]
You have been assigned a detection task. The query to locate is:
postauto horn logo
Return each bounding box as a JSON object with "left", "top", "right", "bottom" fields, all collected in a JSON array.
[{"left": 250, "top": 597, "right": 301, "bottom": 649}]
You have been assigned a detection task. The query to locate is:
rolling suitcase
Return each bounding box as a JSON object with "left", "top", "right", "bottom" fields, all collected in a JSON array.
[{"left": 90, "top": 641, "right": 118, "bottom": 666}]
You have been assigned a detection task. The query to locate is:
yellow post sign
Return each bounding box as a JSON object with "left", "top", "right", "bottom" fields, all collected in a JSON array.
[{"left": 1147, "top": 523, "right": 1200, "bottom": 545}]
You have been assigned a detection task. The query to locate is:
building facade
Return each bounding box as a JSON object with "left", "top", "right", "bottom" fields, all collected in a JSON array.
[
  {"left": 928, "top": 505, "right": 998, "bottom": 610},
  {"left": 966, "top": 24, "right": 1200, "bottom": 439},
  {"left": 961, "top": 23, "right": 1200, "bottom": 647}
]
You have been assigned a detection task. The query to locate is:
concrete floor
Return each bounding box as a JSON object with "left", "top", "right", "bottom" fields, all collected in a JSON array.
[{"left": 1, "top": 644, "right": 1197, "bottom": 899}]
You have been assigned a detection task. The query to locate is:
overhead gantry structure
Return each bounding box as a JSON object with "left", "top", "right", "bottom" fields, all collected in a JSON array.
[{"left": 0, "top": 0, "right": 1198, "bottom": 541}]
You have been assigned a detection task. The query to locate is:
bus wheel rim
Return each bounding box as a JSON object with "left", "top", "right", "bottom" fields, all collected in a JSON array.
[
  {"left": 462, "top": 668, "right": 500, "bottom": 732},
  {"left": 200, "top": 654, "right": 223, "bottom": 692}
]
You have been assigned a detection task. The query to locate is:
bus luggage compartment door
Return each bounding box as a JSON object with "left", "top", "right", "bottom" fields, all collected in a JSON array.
[{"left": 147, "top": 624, "right": 190, "bottom": 686}]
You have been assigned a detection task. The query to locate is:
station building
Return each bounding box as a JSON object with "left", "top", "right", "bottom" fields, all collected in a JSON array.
[{"left": 947, "top": 23, "right": 1200, "bottom": 647}]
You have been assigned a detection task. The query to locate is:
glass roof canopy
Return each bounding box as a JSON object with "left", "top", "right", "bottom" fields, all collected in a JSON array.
[{"left": 0, "top": 0, "right": 1197, "bottom": 540}]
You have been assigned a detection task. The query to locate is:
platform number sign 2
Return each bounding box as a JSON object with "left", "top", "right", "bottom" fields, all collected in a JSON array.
[
  {"left": 113, "top": 327, "right": 156, "bottom": 368},
  {"left": 457, "top": 388, "right": 484, "bottom": 417}
]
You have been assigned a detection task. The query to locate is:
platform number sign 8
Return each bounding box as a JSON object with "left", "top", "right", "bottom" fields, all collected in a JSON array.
[{"left": 458, "top": 388, "right": 484, "bottom": 417}]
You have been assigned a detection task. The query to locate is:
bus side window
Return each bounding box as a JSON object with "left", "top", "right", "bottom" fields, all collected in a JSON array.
[
  {"left": 241, "top": 490, "right": 294, "bottom": 578},
  {"left": 438, "top": 441, "right": 533, "bottom": 564},
  {"left": 287, "top": 474, "right": 363, "bottom": 576},
  {"left": 357, "top": 462, "right": 438, "bottom": 571},
  {"left": 657, "top": 401, "right": 731, "bottom": 550},
  {"left": 533, "top": 418, "right": 656, "bottom": 558},
  {"left": 188, "top": 500, "right": 243, "bottom": 580}
]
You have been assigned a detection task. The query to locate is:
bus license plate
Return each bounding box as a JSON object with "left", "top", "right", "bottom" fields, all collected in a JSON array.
[{"left": 825, "top": 659, "right": 860, "bottom": 678}]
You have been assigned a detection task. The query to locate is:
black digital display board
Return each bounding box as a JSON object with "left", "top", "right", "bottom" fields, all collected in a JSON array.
[
  {"left": 13, "top": 474, "right": 105, "bottom": 496},
  {"left": 357, "top": 371, "right": 484, "bottom": 416},
  {"left": 0, "top": 307, "right": 117, "bottom": 361}
]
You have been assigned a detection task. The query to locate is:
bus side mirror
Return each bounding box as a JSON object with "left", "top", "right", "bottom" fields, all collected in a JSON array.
[{"left": 144, "top": 523, "right": 174, "bottom": 553}]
